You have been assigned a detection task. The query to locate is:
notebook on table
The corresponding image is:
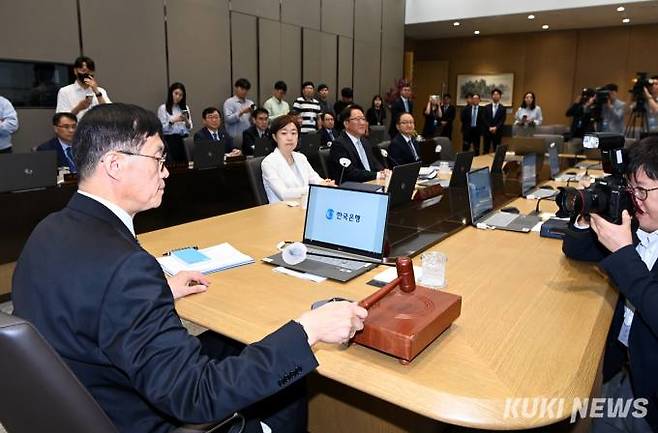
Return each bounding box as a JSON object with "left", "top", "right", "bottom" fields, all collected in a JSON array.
[{"left": 157, "top": 243, "right": 254, "bottom": 275}]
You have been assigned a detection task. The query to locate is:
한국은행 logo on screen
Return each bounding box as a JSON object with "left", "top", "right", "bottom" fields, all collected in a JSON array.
[{"left": 325, "top": 208, "right": 335, "bottom": 220}]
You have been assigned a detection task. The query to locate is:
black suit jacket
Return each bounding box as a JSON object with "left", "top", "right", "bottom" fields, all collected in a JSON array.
[
  {"left": 389, "top": 134, "right": 421, "bottom": 166},
  {"left": 329, "top": 131, "right": 383, "bottom": 183},
  {"left": 389, "top": 97, "right": 414, "bottom": 137},
  {"left": 483, "top": 103, "right": 506, "bottom": 131},
  {"left": 36, "top": 137, "right": 74, "bottom": 171},
  {"left": 242, "top": 125, "right": 272, "bottom": 156},
  {"left": 461, "top": 104, "right": 484, "bottom": 133},
  {"left": 320, "top": 128, "right": 337, "bottom": 147},
  {"left": 12, "top": 193, "right": 318, "bottom": 433},
  {"left": 193, "top": 127, "right": 236, "bottom": 153},
  {"left": 562, "top": 226, "right": 658, "bottom": 430},
  {"left": 441, "top": 104, "right": 456, "bottom": 124}
]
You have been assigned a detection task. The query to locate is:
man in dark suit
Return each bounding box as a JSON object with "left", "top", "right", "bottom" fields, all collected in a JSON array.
[
  {"left": 440, "top": 94, "right": 456, "bottom": 140},
  {"left": 319, "top": 112, "right": 337, "bottom": 147},
  {"left": 242, "top": 107, "right": 272, "bottom": 156},
  {"left": 388, "top": 83, "right": 414, "bottom": 139},
  {"left": 36, "top": 112, "right": 78, "bottom": 172},
  {"left": 329, "top": 105, "right": 388, "bottom": 183},
  {"left": 389, "top": 113, "right": 421, "bottom": 166},
  {"left": 12, "top": 103, "right": 367, "bottom": 433},
  {"left": 461, "top": 93, "right": 483, "bottom": 156},
  {"left": 194, "top": 106, "right": 241, "bottom": 156},
  {"left": 562, "top": 137, "right": 658, "bottom": 433},
  {"left": 482, "top": 88, "right": 506, "bottom": 154}
]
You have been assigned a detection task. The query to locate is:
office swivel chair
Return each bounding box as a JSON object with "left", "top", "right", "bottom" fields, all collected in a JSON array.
[
  {"left": 318, "top": 148, "right": 331, "bottom": 178},
  {"left": 0, "top": 312, "right": 244, "bottom": 433},
  {"left": 245, "top": 156, "right": 269, "bottom": 205}
]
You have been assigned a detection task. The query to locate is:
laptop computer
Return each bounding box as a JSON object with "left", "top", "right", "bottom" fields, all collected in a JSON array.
[
  {"left": 547, "top": 142, "right": 560, "bottom": 179},
  {"left": 522, "top": 152, "right": 558, "bottom": 200},
  {"left": 425, "top": 151, "right": 474, "bottom": 188},
  {"left": 192, "top": 140, "right": 225, "bottom": 170},
  {"left": 0, "top": 151, "right": 58, "bottom": 193},
  {"left": 263, "top": 184, "right": 390, "bottom": 282},
  {"left": 466, "top": 167, "right": 541, "bottom": 233},
  {"left": 491, "top": 144, "right": 508, "bottom": 174},
  {"left": 387, "top": 161, "right": 422, "bottom": 207},
  {"left": 298, "top": 133, "right": 321, "bottom": 157},
  {"left": 253, "top": 136, "right": 274, "bottom": 157}
]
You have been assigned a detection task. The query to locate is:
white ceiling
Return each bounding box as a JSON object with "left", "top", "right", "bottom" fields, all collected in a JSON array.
[{"left": 405, "top": 1, "right": 658, "bottom": 39}]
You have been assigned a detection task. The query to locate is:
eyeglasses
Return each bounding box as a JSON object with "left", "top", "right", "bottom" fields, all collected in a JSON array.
[
  {"left": 117, "top": 150, "right": 167, "bottom": 172},
  {"left": 56, "top": 124, "right": 77, "bottom": 130},
  {"left": 348, "top": 117, "right": 367, "bottom": 122},
  {"left": 399, "top": 120, "right": 415, "bottom": 125},
  {"left": 627, "top": 185, "right": 658, "bottom": 201}
]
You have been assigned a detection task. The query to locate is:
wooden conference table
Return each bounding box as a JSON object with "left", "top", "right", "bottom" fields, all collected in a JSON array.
[{"left": 138, "top": 155, "right": 616, "bottom": 432}]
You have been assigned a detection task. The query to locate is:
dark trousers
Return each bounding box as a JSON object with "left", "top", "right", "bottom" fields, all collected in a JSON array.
[
  {"left": 0, "top": 147, "right": 12, "bottom": 154},
  {"left": 195, "top": 331, "right": 309, "bottom": 433},
  {"left": 483, "top": 130, "right": 502, "bottom": 154},
  {"left": 440, "top": 123, "right": 453, "bottom": 140},
  {"left": 463, "top": 127, "right": 481, "bottom": 156},
  {"left": 164, "top": 134, "right": 188, "bottom": 163}
]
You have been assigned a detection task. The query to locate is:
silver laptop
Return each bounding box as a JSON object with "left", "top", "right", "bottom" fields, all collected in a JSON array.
[
  {"left": 466, "top": 167, "right": 541, "bottom": 233},
  {"left": 523, "top": 152, "right": 558, "bottom": 199},
  {"left": 263, "top": 184, "right": 390, "bottom": 282},
  {"left": 0, "top": 151, "right": 58, "bottom": 193}
]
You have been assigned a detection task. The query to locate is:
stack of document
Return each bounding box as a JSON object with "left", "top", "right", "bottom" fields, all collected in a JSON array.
[
  {"left": 418, "top": 166, "right": 438, "bottom": 179},
  {"left": 157, "top": 243, "right": 254, "bottom": 275}
]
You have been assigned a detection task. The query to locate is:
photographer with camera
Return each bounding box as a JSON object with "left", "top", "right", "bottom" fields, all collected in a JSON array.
[
  {"left": 562, "top": 135, "right": 658, "bottom": 433},
  {"left": 642, "top": 76, "right": 658, "bottom": 132},
  {"left": 566, "top": 88, "right": 596, "bottom": 139},
  {"left": 601, "top": 83, "right": 626, "bottom": 134},
  {"left": 56, "top": 56, "right": 111, "bottom": 120}
]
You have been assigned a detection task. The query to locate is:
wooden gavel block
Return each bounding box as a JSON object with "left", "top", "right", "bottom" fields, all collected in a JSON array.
[{"left": 352, "top": 257, "right": 461, "bottom": 364}]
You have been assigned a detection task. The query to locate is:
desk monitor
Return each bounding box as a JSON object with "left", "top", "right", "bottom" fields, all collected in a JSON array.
[
  {"left": 0, "top": 151, "right": 57, "bottom": 193},
  {"left": 506, "top": 136, "right": 546, "bottom": 155},
  {"left": 304, "top": 184, "right": 390, "bottom": 259}
]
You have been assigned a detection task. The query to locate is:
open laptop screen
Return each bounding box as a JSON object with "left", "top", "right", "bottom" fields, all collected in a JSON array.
[
  {"left": 521, "top": 153, "right": 537, "bottom": 196},
  {"left": 304, "top": 184, "right": 390, "bottom": 258},
  {"left": 466, "top": 167, "right": 493, "bottom": 224}
]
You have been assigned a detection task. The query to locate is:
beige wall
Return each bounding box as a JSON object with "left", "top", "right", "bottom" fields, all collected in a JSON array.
[
  {"left": 408, "top": 23, "right": 658, "bottom": 147},
  {"left": 1, "top": 0, "right": 406, "bottom": 152}
]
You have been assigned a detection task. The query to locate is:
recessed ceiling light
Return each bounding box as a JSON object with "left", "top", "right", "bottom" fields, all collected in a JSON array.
[
  {"left": 542, "top": 24, "right": 550, "bottom": 30},
  {"left": 453, "top": 21, "right": 460, "bottom": 26},
  {"left": 528, "top": 14, "right": 535, "bottom": 20},
  {"left": 474, "top": 30, "right": 480, "bottom": 35},
  {"left": 622, "top": 18, "right": 630, "bottom": 23},
  {"left": 617, "top": 6, "right": 625, "bottom": 12}
]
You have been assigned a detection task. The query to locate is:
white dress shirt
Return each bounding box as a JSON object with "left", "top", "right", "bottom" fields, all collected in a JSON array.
[
  {"left": 157, "top": 104, "right": 193, "bottom": 136},
  {"left": 617, "top": 228, "right": 658, "bottom": 346},
  {"left": 77, "top": 190, "right": 135, "bottom": 237},
  {"left": 261, "top": 148, "right": 323, "bottom": 203},
  {"left": 56, "top": 81, "right": 111, "bottom": 120},
  {"left": 514, "top": 106, "right": 543, "bottom": 126}
]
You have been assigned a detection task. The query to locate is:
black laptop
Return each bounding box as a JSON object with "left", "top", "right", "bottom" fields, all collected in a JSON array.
[
  {"left": 262, "top": 185, "right": 390, "bottom": 282},
  {"left": 387, "top": 161, "right": 422, "bottom": 207},
  {"left": 0, "top": 151, "right": 58, "bottom": 193},
  {"left": 491, "top": 144, "right": 508, "bottom": 174},
  {"left": 253, "top": 136, "right": 274, "bottom": 157},
  {"left": 192, "top": 140, "right": 225, "bottom": 170},
  {"left": 424, "top": 151, "right": 474, "bottom": 188},
  {"left": 298, "top": 133, "right": 321, "bottom": 157}
]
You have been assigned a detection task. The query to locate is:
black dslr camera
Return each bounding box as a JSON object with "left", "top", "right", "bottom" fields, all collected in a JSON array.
[{"left": 555, "top": 133, "right": 633, "bottom": 224}]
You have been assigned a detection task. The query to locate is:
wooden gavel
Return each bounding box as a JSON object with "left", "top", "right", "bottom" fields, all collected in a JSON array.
[{"left": 359, "top": 257, "right": 416, "bottom": 310}]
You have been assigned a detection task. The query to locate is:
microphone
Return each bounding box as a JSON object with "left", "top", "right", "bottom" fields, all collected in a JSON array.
[
  {"left": 338, "top": 157, "right": 351, "bottom": 184},
  {"left": 380, "top": 149, "right": 389, "bottom": 169}
]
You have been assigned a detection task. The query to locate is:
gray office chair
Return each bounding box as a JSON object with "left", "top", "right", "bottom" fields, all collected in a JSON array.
[
  {"left": 245, "top": 156, "right": 269, "bottom": 205},
  {"left": 318, "top": 148, "right": 331, "bottom": 178},
  {"left": 0, "top": 312, "right": 245, "bottom": 433}
]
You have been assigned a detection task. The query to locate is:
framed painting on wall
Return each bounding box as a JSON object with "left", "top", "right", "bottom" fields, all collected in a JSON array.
[{"left": 456, "top": 73, "right": 514, "bottom": 106}]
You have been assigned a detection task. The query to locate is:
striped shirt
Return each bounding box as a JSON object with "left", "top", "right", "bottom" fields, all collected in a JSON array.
[{"left": 292, "top": 97, "right": 321, "bottom": 134}]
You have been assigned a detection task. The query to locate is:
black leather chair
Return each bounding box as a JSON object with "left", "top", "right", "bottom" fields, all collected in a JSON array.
[
  {"left": 0, "top": 312, "right": 245, "bottom": 433},
  {"left": 0, "top": 312, "right": 118, "bottom": 433},
  {"left": 245, "top": 156, "right": 269, "bottom": 205},
  {"left": 318, "top": 148, "right": 331, "bottom": 179}
]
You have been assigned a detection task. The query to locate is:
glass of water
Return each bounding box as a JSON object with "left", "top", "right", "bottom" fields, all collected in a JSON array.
[{"left": 420, "top": 251, "right": 447, "bottom": 288}]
